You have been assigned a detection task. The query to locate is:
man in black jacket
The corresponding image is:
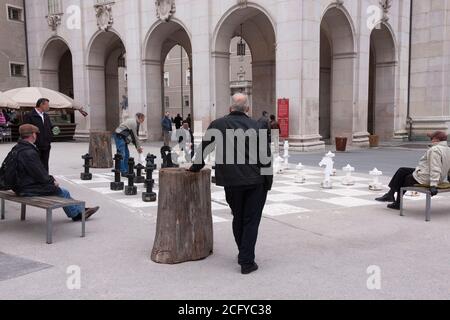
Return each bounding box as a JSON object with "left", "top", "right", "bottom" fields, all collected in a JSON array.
[
  {"left": 23, "top": 98, "right": 53, "bottom": 172},
  {"left": 11, "top": 124, "right": 99, "bottom": 222},
  {"left": 189, "top": 93, "right": 273, "bottom": 275}
]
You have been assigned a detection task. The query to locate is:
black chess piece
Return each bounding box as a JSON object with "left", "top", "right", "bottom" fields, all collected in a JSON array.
[
  {"left": 143, "top": 154, "right": 157, "bottom": 202},
  {"left": 134, "top": 163, "right": 146, "bottom": 184},
  {"left": 161, "top": 146, "right": 179, "bottom": 169},
  {"left": 111, "top": 153, "right": 124, "bottom": 191},
  {"left": 211, "top": 165, "right": 216, "bottom": 184},
  {"left": 81, "top": 154, "right": 93, "bottom": 181},
  {"left": 124, "top": 157, "right": 137, "bottom": 196}
]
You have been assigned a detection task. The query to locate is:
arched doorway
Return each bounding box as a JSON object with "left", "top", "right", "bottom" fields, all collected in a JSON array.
[
  {"left": 144, "top": 21, "right": 192, "bottom": 141},
  {"left": 87, "top": 31, "right": 127, "bottom": 132},
  {"left": 213, "top": 6, "right": 276, "bottom": 119},
  {"left": 41, "top": 38, "right": 73, "bottom": 97},
  {"left": 319, "top": 7, "right": 356, "bottom": 143},
  {"left": 368, "top": 23, "right": 396, "bottom": 141}
]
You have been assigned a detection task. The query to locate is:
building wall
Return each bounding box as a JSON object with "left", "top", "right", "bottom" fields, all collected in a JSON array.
[
  {"left": 0, "top": 0, "right": 28, "bottom": 91},
  {"left": 410, "top": 0, "right": 450, "bottom": 139},
  {"left": 24, "top": 0, "right": 411, "bottom": 150}
]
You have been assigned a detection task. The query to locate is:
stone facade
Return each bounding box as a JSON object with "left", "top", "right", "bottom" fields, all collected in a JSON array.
[
  {"left": 0, "top": 0, "right": 28, "bottom": 91},
  {"left": 23, "top": 0, "right": 417, "bottom": 150}
]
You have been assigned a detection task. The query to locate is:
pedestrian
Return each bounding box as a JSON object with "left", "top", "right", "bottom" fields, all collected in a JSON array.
[
  {"left": 189, "top": 93, "right": 273, "bottom": 275},
  {"left": 0, "top": 108, "right": 9, "bottom": 127},
  {"left": 161, "top": 111, "right": 173, "bottom": 147},
  {"left": 174, "top": 113, "right": 183, "bottom": 130},
  {"left": 270, "top": 115, "right": 280, "bottom": 154},
  {"left": 23, "top": 98, "right": 53, "bottom": 173},
  {"left": 257, "top": 111, "right": 270, "bottom": 130},
  {"left": 376, "top": 131, "right": 450, "bottom": 210},
  {"left": 113, "top": 113, "right": 145, "bottom": 176},
  {"left": 185, "top": 113, "right": 192, "bottom": 129},
  {"left": 178, "top": 120, "right": 194, "bottom": 160},
  {"left": 4, "top": 124, "right": 99, "bottom": 221}
]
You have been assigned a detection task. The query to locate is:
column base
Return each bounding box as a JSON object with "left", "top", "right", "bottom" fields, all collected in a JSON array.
[
  {"left": 352, "top": 132, "right": 370, "bottom": 148},
  {"left": 393, "top": 130, "right": 409, "bottom": 141},
  {"left": 288, "top": 135, "right": 325, "bottom": 152}
]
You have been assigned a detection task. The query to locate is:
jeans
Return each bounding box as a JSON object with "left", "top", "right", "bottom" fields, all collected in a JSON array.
[
  {"left": 57, "top": 188, "right": 83, "bottom": 218},
  {"left": 113, "top": 133, "right": 130, "bottom": 173}
]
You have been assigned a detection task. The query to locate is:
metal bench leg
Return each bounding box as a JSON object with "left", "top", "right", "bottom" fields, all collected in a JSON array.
[
  {"left": 81, "top": 203, "right": 86, "bottom": 238},
  {"left": 21, "top": 204, "right": 26, "bottom": 221},
  {"left": 46, "top": 209, "right": 53, "bottom": 244},
  {"left": 1, "top": 199, "right": 5, "bottom": 220},
  {"left": 400, "top": 188, "right": 405, "bottom": 217},
  {"left": 425, "top": 193, "right": 432, "bottom": 222}
]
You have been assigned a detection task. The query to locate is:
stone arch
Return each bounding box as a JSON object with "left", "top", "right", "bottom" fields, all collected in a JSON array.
[
  {"left": 143, "top": 21, "right": 192, "bottom": 141},
  {"left": 40, "top": 37, "right": 73, "bottom": 97},
  {"left": 87, "top": 30, "right": 126, "bottom": 132},
  {"left": 319, "top": 5, "right": 356, "bottom": 143},
  {"left": 368, "top": 22, "right": 397, "bottom": 140},
  {"left": 212, "top": 5, "right": 276, "bottom": 119}
]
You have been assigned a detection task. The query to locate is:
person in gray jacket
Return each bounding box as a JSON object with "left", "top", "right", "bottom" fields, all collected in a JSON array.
[
  {"left": 113, "top": 113, "right": 145, "bottom": 175},
  {"left": 376, "top": 131, "right": 450, "bottom": 210}
]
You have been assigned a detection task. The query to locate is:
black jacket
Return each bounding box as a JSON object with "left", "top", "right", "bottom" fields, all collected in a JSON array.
[
  {"left": 23, "top": 109, "right": 53, "bottom": 150},
  {"left": 12, "top": 140, "right": 59, "bottom": 196},
  {"left": 191, "top": 111, "right": 273, "bottom": 188}
]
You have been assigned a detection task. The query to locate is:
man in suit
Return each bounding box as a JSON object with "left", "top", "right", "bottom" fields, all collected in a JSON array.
[{"left": 23, "top": 98, "right": 53, "bottom": 172}]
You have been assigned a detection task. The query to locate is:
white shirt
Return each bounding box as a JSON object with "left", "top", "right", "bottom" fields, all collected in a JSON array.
[{"left": 35, "top": 108, "right": 45, "bottom": 124}]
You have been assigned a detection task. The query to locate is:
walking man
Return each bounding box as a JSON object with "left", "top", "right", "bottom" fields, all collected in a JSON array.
[
  {"left": 189, "top": 93, "right": 273, "bottom": 275},
  {"left": 23, "top": 98, "right": 53, "bottom": 172},
  {"left": 114, "top": 113, "right": 145, "bottom": 176},
  {"left": 161, "top": 111, "right": 173, "bottom": 146}
]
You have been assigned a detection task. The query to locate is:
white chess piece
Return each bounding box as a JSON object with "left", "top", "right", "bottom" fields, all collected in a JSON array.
[
  {"left": 295, "top": 163, "right": 306, "bottom": 184},
  {"left": 369, "top": 168, "right": 383, "bottom": 191},
  {"left": 283, "top": 141, "right": 290, "bottom": 169},
  {"left": 273, "top": 155, "right": 283, "bottom": 175},
  {"left": 319, "top": 151, "right": 335, "bottom": 189},
  {"left": 342, "top": 164, "right": 355, "bottom": 186}
]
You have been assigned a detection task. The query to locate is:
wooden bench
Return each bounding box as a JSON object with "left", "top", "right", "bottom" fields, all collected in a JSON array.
[
  {"left": 400, "top": 185, "right": 450, "bottom": 222},
  {"left": 0, "top": 191, "right": 86, "bottom": 244}
]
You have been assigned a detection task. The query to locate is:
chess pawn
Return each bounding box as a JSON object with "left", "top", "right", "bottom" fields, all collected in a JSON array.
[
  {"left": 319, "top": 152, "right": 335, "bottom": 189},
  {"left": 295, "top": 163, "right": 306, "bottom": 184},
  {"left": 273, "top": 156, "right": 282, "bottom": 175},
  {"left": 283, "top": 141, "right": 290, "bottom": 169},
  {"left": 342, "top": 164, "right": 355, "bottom": 186},
  {"left": 369, "top": 168, "right": 383, "bottom": 191}
]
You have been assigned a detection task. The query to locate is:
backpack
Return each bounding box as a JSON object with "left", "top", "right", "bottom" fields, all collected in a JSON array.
[{"left": 0, "top": 146, "right": 22, "bottom": 191}]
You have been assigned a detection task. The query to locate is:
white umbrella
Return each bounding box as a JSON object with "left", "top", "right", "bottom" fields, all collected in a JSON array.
[
  {"left": 0, "top": 91, "right": 20, "bottom": 109},
  {"left": 3, "top": 87, "right": 88, "bottom": 117}
]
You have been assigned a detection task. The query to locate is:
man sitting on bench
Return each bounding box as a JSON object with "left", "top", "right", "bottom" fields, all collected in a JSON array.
[
  {"left": 10, "top": 124, "right": 100, "bottom": 221},
  {"left": 376, "top": 131, "right": 450, "bottom": 210}
]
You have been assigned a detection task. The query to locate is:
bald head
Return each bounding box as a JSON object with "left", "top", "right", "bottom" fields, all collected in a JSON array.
[{"left": 230, "top": 93, "right": 249, "bottom": 113}]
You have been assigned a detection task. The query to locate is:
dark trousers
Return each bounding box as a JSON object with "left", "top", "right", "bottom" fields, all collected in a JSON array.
[
  {"left": 225, "top": 184, "right": 268, "bottom": 266},
  {"left": 38, "top": 148, "right": 51, "bottom": 173},
  {"left": 389, "top": 167, "right": 419, "bottom": 204}
]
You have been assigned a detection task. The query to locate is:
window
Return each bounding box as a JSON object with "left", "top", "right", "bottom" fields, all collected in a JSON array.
[
  {"left": 186, "top": 69, "right": 191, "bottom": 85},
  {"left": 10, "top": 63, "right": 25, "bottom": 77},
  {"left": 184, "top": 95, "right": 190, "bottom": 108},
  {"left": 164, "top": 72, "right": 170, "bottom": 87},
  {"left": 164, "top": 96, "right": 170, "bottom": 109},
  {"left": 7, "top": 6, "right": 23, "bottom": 21}
]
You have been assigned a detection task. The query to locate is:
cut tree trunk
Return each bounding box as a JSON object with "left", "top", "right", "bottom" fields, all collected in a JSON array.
[
  {"left": 89, "top": 131, "right": 113, "bottom": 168},
  {"left": 151, "top": 168, "right": 213, "bottom": 264}
]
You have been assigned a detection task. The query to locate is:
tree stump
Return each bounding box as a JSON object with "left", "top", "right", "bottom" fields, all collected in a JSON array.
[
  {"left": 89, "top": 131, "right": 113, "bottom": 168},
  {"left": 151, "top": 168, "right": 213, "bottom": 264}
]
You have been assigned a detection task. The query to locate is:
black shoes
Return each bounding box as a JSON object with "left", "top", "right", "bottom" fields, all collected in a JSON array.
[
  {"left": 387, "top": 203, "right": 400, "bottom": 210},
  {"left": 241, "top": 263, "right": 259, "bottom": 275},
  {"left": 376, "top": 193, "right": 395, "bottom": 202},
  {"left": 72, "top": 207, "right": 100, "bottom": 222}
]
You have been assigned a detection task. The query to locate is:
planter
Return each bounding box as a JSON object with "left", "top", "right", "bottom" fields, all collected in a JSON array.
[
  {"left": 335, "top": 137, "right": 348, "bottom": 152},
  {"left": 369, "top": 135, "right": 379, "bottom": 148}
]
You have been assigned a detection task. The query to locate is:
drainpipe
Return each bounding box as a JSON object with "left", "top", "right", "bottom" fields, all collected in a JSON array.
[
  {"left": 23, "top": 0, "right": 31, "bottom": 87},
  {"left": 407, "top": 0, "right": 414, "bottom": 141}
]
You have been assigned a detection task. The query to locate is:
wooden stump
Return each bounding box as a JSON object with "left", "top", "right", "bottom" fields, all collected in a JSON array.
[
  {"left": 151, "top": 168, "right": 213, "bottom": 264},
  {"left": 89, "top": 131, "right": 113, "bottom": 168}
]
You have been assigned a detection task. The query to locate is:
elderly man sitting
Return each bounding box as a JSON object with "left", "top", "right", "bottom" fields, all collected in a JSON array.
[
  {"left": 8, "top": 124, "right": 100, "bottom": 221},
  {"left": 376, "top": 131, "right": 450, "bottom": 210}
]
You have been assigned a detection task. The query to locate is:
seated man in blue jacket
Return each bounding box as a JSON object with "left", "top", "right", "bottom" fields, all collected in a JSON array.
[{"left": 11, "top": 124, "right": 99, "bottom": 221}]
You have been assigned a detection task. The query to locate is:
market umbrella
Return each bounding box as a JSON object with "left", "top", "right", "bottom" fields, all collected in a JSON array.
[
  {"left": 3, "top": 87, "right": 87, "bottom": 116},
  {"left": 0, "top": 91, "right": 20, "bottom": 109}
]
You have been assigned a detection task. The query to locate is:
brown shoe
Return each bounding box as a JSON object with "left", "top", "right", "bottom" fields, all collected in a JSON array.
[{"left": 73, "top": 207, "right": 100, "bottom": 222}]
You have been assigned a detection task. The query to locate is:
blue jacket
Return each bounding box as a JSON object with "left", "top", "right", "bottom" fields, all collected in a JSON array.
[{"left": 161, "top": 117, "right": 172, "bottom": 132}]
